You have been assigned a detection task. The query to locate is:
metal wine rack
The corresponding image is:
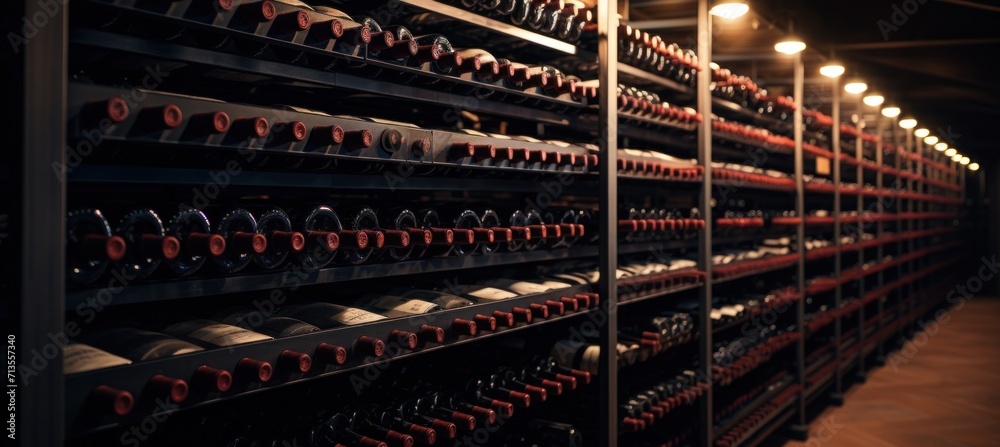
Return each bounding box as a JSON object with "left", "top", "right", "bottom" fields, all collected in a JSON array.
[{"left": 11, "top": 0, "right": 969, "bottom": 446}]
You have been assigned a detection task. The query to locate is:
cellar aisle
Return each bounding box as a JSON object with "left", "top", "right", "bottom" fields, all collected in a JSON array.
[{"left": 783, "top": 297, "right": 1000, "bottom": 447}]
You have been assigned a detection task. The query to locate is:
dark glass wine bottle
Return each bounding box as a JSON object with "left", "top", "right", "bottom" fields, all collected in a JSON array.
[
  {"left": 338, "top": 207, "right": 384, "bottom": 264},
  {"left": 213, "top": 306, "right": 321, "bottom": 337},
  {"left": 163, "top": 208, "right": 227, "bottom": 277},
  {"left": 212, "top": 208, "right": 268, "bottom": 273},
  {"left": 81, "top": 327, "right": 205, "bottom": 362},
  {"left": 254, "top": 208, "right": 305, "bottom": 270},
  {"left": 295, "top": 205, "right": 342, "bottom": 271},
  {"left": 66, "top": 209, "right": 127, "bottom": 284}
]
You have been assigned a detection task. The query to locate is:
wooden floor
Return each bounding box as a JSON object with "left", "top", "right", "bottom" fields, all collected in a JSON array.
[{"left": 783, "top": 297, "right": 1000, "bottom": 447}]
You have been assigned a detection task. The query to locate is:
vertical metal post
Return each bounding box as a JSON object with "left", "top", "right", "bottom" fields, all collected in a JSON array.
[
  {"left": 874, "top": 116, "right": 885, "bottom": 361},
  {"left": 597, "top": 1, "right": 619, "bottom": 445},
  {"left": 910, "top": 139, "right": 922, "bottom": 325},
  {"left": 792, "top": 52, "right": 807, "bottom": 430},
  {"left": 831, "top": 76, "right": 844, "bottom": 399},
  {"left": 897, "top": 124, "right": 911, "bottom": 340},
  {"left": 855, "top": 96, "right": 866, "bottom": 378},
  {"left": 20, "top": 0, "right": 67, "bottom": 445},
  {"left": 696, "top": 1, "right": 714, "bottom": 445}
]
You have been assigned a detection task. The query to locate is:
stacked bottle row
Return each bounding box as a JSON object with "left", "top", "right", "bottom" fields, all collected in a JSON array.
[
  {"left": 712, "top": 324, "right": 800, "bottom": 386},
  {"left": 441, "top": 1, "right": 703, "bottom": 86},
  {"left": 617, "top": 257, "right": 704, "bottom": 300},
  {"left": 79, "top": 0, "right": 590, "bottom": 107},
  {"left": 613, "top": 85, "right": 702, "bottom": 126},
  {"left": 710, "top": 65, "right": 795, "bottom": 118},
  {"left": 619, "top": 207, "right": 705, "bottom": 242},
  {"left": 547, "top": 310, "right": 697, "bottom": 376},
  {"left": 444, "top": 0, "right": 593, "bottom": 43},
  {"left": 70, "top": 85, "right": 595, "bottom": 173},
  {"left": 714, "top": 377, "right": 801, "bottom": 447},
  {"left": 620, "top": 369, "right": 708, "bottom": 433},
  {"left": 67, "top": 278, "right": 604, "bottom": 415},
  {"left": 712, "top": 371, "right": 790, "bottom": 426},
  {"left": 155, "top": 349, "right": 593, "bottom": 447},
  {"left": 67, "top": 206, "right": 596, "bottom": 284}
]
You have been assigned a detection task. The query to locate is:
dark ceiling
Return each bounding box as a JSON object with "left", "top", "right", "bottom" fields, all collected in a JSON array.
[{"left": 627, "top": 0, "right": 1000, "bottom": 163}]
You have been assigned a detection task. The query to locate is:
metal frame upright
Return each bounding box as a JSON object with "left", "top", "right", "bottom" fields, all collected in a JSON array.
[
  {"left": 791, "top": 52, "right": 808, "bottom": 433},
  {"left": 596, "top": 1, "right": 619, "bottom": 445},
  {"left": 874, "top": 116, "right": 886, "bottom": 362},
  {"left": 854, "top": 95, "right": 867, "bottom": 379},
  {"left": 19, "top": 0, "right": 68, "bottom": 445},
  {"left": 696, "top": 0, "right": 715, "bottom": 444},
  {"left": 830, "top": 74, "right": 844, "bottom": 401}
]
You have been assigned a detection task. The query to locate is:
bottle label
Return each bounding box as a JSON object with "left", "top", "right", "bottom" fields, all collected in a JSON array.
[
  {"left": 64, "top": 344, "right": 131, "bottom": 374},
  {"left": 549, "top": 273, "right": 590, "bottom": 285},
  {"left": 537, "top": 280, "right": 571, "bottom": 290},
  {"left": 331, "top": 307, "right": 387, "bottom": 325},
  {"left": 465, "top": 287, "right": 518, "bottom": 301},
  {"left": 371, "top": 296, "right": 440, "bottom": 315},
  {"left": 499, "top": 281, "right": 550, "bottom": 295},
  {"left": 163, "top": 321, "right": 272, "bottom": 347}
]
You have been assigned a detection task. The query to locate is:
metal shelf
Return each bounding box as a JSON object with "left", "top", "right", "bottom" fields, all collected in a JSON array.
[
  {"left": 71, "top": 29, "right": 586, "bottom": 128},
  {"left": 398, "top": 0, "right": 590, "bottom": 57},
  {"left": 618, "top": 282, "right": 703, "bottom": 307},
  {"left": 65, "top": 284, "right": 597, "bottom": 438},
  {"left": 69, "top": 165, "right": 598, "bottom": 192},
  {"left": 715, "top": 377, "right": 795, "bottom": 436},
  {"left": 66, "top": 246, "right": 599, "bottom": 310}
]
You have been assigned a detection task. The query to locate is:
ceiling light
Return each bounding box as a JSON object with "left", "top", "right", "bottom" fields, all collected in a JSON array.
[
  {"left": 710, "top": 1, "right": 750, "bottom": 19},
  {"left": 924, "top": 136, "right": 939, "bottom": 145},
  {"left": 914, "top": 128, "right": 930, "bottom": 138},
  {"left": 844, "top": 78, "right": 867, "bottom": 94},
  {"left": 934, "top": 142, "right": 947, "bottom": 151},
  {"left": 820, "top": 63, "right": 845, "bottom": 78},
  {"left": 775, "top": 36, "right": 807, "bottom": 54},
  {"left": 945, "top": 148, "right": 957, "bottom": 157},
  {"left": 952, "top": 154, "right": 963, "bottom": 162},
  {"left": 899, "top": 118, "right": 917, "bottom": 129},
  {"left": 881, "top": 106, "right": 901, "bottom": 118},
  {"left": 960, "top": 157, "right": 970, "bottom": 165},
  {"left": 969, "top": 163, "right": 980, "bottom": 171},
  {"left": 863, "top": 94, "right": 885, "bottom": 107}
]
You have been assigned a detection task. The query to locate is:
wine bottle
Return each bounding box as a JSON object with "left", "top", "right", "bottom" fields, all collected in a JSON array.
[
  {"left": 276, "top": 303, "right": 388, "bottom": 328},
  {"left": 213, "top": 307, "right": 321, "bottom": 337},
  {"left": 115, "top": 209, "right": 181, "bottom": 279},
  {"left": 212, "top": 208, "right": 267, "bottom": 274},
  {"left": 412, "top": 34, "right": 464, "bottom": 80},
  {"left": 456, "top": 48, "right": 502, "bottom": 82},
  {"left": 504, "top": 209, "right": 532, "bottom": 252},
  {"left": 313, "top": 413, "right": 389, "bottom": 447},
  {"left": 380, "top": 208, "right": 427, "bottom": 262},
  {"left": 81, "top": 328, "right": 204, "bottom": 361},
  {"left": 66, "top": 209, "right": 127, "bottom": 284},
  {"left": 447, "top": 209, "right": 487, "bottom": 257},
  {"left": 415, "top": 209, "right": 464, "bottom": 258},
  {"left": 338, "top": 207, "right": 384, "bottom": 265},
  {"left": 355, "top": 16, "right": 396, "bottom": 61},
  {"left": 387, "top": 288, "right": 476, "bottom": 310},
  {"left": 254, "top": 208, "right": 305, "bottom": 270},
  {"left": 160, "top": 318, "right": 274, "bottom": 348},
  {"left": 379, "top": 24, "right": 420, "bottom": 65},
  {"left": 162, "top": 208, "right": 226, "bottom": 277},
  {"left": 63, "top": 343, "right": 132, "bottom": 374},
  {"left": 311, "top": 6, "right": 370, "bottom": 66},
  {"left": 349, "top": 410, "right": 416, "bottom": 447},
  {"left": 479, "top": 209, "right": 511, "bottom": 255},
  {"left": 523, "top": 209, "right": 547, "bottom": 251},
  {"left": 295, "top": 205, "right": 343, "bottom": 271},
  {"left": 352, "top": 294, "right": 443, "bottom": 319}
]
